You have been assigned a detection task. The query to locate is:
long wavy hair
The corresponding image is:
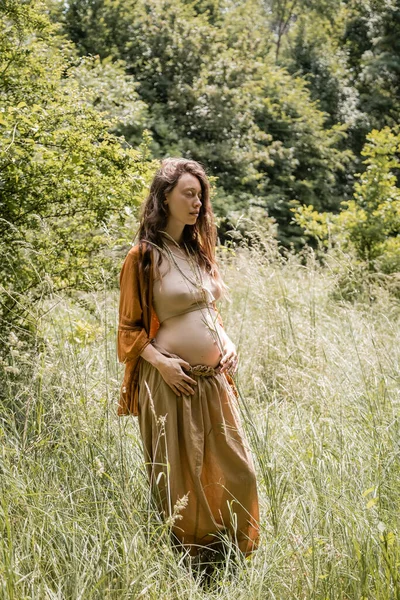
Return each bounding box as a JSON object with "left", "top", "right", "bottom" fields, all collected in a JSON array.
[{"left": 137, "top": 157, "right": 224, "bottom": 287}]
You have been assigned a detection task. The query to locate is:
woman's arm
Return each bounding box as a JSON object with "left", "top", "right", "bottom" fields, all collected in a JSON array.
[
  {"left": 217, "top": 327, "right": 238, "bottom": 374},
  {"left": 212, "top": 301, "right": 238, "bottom": 375}
]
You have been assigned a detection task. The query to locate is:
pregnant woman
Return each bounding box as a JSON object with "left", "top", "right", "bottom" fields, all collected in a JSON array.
[{"left": 117, "top": 157, "right": 260, "bottom": 566}]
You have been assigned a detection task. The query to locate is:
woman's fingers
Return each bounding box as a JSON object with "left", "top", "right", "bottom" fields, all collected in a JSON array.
[
  {"left": 174, "top": 382, "right": 190, "bottom": 396},
  {"left": 182, "top": 373, "right": 197, "bottom": 386},
  {"left": 174, "top": 377, "right": 196, "bottom": 395},
  {"left": 221, "top": 348, "right": 236, "bottom": 366},
  {"left": 221, "top": 352, "right": 234, "bottom": 365},
  {"left": 220, "top": 352, "right": 238, "bottom": 374},
  {"left": 181, "top": 382, "right": 197, "bottom": 394},
  {"left": 178, "top": 359, "right": 191, "bottom": 370},
  {"left": 160, "top": 358, "right": 197, "bottom": 395},
  {"left": 231, "top": 357, "right": 239, "bottom": 374}
]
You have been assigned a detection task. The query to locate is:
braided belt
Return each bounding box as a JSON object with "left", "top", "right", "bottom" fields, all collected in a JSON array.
[{"left": 186, "top": 364, "right": 218, "bottom": 377}]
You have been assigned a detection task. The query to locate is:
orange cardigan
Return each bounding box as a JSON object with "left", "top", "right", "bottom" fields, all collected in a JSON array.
[{"left": 117, "top": 241, "right": 238, "bottom": 416}]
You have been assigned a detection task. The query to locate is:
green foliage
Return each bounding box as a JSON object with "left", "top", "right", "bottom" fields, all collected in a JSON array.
[
  {"left": 261, "top": 0, "right": 343, "bottom": 62},
  {"left": 5, "top": 0, "right": 400, "bottom": 296},
  {"left": 291, "top": 126, "right": 400, "bottom": 275},
  {"left": 339, "top": 126, "right": 400, "bottom": 271},
  {"left": 276, "top": 0, "right": 400, "bottom": 172},
  {"left": 345, "top": 0, "right": 400, "bottom": 130},
  {"left": 289, "top": 203, "right": 334, "bottom": 248},
  {"left": 55, "top": 0, "right": 352, "bottom": 250},
  {"left": 284, "top": 8, "right": 359, "bottom": 122},
  {"left": 2, "top": 241, "right": 400, "bottom": 597},
  {"left": 65, "top": 54, "right": 150, "bottom": 145},
  {"left": 54, "top": 0, "right": 139, "bottom": 59},
  {"left": 244, "top": 66, "right": 354, "bottom": 246},
  {"left": 0, "top": 0, "right": 156, "bottom": 337}
]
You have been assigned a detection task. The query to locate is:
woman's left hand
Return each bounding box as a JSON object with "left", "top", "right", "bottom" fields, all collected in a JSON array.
[{"left": 218, "top": 340, "right": 238, "bottom": 375}]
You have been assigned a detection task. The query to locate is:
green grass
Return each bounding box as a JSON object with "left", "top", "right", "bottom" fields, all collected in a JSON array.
[{"left": 1, "top": 242, "right": 400, "bottom": 599}]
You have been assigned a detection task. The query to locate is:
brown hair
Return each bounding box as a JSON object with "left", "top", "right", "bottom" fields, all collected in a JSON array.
[{"left": 137, "top": 157, "right": 223, "bottom": 284}]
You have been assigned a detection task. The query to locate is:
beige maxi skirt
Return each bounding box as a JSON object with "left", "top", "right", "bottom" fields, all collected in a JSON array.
[{"left": 136, "top": 347, "right": 260, "bottom": 558}]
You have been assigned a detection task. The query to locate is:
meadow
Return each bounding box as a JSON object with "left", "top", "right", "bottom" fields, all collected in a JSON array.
[{"left": 1, "top": 238, "right": 400, "bottom": 599}]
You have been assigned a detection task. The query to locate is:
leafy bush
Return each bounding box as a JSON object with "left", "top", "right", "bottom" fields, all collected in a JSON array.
[
  {"left": 291, "top": 126, "right": 400, "bottom": 278},
  {"left": 0, "top": 0, "right": 156, "bottom": 341}
]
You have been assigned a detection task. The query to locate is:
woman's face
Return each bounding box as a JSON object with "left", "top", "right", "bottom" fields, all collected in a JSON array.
[{"left": 165, "top": 173, "right": 202, "bottom": 229}]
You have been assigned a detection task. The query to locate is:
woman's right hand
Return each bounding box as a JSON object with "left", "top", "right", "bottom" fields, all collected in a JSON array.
[{"left": 157, "top": 357, "right": 198, "bottom": 396}]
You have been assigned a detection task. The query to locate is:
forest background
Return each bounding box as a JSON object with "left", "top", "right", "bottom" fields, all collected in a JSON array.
[{"left": 1, "top": 0, "right": 400, "bottom": 598}]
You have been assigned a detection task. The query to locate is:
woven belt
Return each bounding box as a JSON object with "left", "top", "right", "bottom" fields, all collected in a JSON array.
[{"left": 186, "top": 364, "right": 218, "bottom": 377}]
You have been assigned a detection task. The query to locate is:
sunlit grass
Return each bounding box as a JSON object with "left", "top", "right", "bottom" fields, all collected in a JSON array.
[{"left": 1, "top": 240, "right": 400, "bottom": 599}]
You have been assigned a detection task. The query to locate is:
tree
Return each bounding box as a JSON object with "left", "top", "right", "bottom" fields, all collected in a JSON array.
[
  {"left": 0, "top": 0, "right": 155, "bottom": 339},
  {"left": 260, "top": 0, "right": 342, "bottom": 62},
  {"left": 339, "top": 126, "right": 400, "bottom": 271},
  {"left": 55, "top": 0, "right": 352, "bottom": 248},
  {"left": 291, "top": 126, "right": 400, "bottom": 274}
]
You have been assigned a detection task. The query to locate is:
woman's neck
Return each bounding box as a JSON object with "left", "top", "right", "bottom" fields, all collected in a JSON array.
[
  {"left": 162, "top": 221, "right": 184, "bottom": 246},
  {"left": 160, "top": 229, "right": 184, "bottom": 249}
]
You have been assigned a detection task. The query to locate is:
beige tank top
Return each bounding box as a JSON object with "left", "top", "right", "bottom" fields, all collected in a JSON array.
[{"left": 153, "top": 248, "right": 222, "bottom": 324}]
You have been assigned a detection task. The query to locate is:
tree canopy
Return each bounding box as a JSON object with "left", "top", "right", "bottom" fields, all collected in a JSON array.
[
  {"left": 0, "top": 0, "right": 156, "bottom": 337},
  {"left": 2, "top": 0, "right": 400, "bottom": 339}
]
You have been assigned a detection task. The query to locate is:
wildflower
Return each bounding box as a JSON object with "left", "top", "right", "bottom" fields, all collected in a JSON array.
[
  {"left": 4, "top": 365, "right": 20, "bottom": 375},
  {"left": 8, "top": 331, "right": 18, "bottom": 346},
  {"left": 94, "top": 456, "right": 105, "bottom": 477},
  {"left": 165, "top": 492, "right": 190, "bottom": 527}
]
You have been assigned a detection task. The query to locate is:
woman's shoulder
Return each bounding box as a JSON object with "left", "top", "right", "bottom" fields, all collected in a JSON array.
[
  {"left": 126, "top": 240, "right": 147, "bottom": 254},
  {"left": 126, "top": 244, "right": 139, "bottom": 256},
  {"left": 125, "top": 240, "right": 156, "bottom": 258},
  {"left": 124, "top": 242, "right": 164, "bottom": 276},
  {"left": 123, "top": 244, "right": 141, "bottom": 268}
]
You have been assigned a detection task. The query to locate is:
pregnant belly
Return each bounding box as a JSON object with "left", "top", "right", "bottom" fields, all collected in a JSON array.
[{"left": 154, "top": 308, "right": 223, "bottom": 368}]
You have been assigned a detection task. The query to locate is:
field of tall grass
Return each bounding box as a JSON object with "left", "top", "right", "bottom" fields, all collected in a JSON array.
[{"left": 1, "top": 238, "right": 400, "bottom": 599}]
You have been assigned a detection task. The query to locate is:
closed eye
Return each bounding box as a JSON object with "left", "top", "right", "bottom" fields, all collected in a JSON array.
[{"left": 187, "top": 189, "right": 202, "bottom": 200}]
